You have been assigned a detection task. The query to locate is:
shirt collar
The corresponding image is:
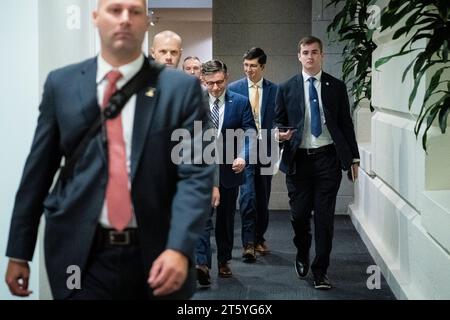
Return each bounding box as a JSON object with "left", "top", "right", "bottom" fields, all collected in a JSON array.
[
  {"left": 96, "top": 53, "right": 145, "bottom": 87},
  {"left": 302, "top": 70, "right": 322, "bottom": 83},
  {"left": 248, "top": 78, "right": 264, "bottom": 88},
  {"left": 209, "top": 91, "right": 226, "bottom": 106}
]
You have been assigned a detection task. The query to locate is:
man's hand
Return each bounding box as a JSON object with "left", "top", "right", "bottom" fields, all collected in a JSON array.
[
  {"left": 232, "top": 158, "right": 246, "bottom": 173},
  {"left": 276, "top": 128, "right": 294, "bottom": 142},
  {"left": 5, "top": 260, "right": 32, "bottom": 297},
  {"left": 351, "top": 162, "right": 359, "bottom": 181},
  {"left": 346, "top": 162, "right": 360, "bottom": 182},
  {"left": 148, "top": 249, "right": 188, "bottom": 296},
  {"left": 211, "top": 186, "right": 220, "bottom": 208}
]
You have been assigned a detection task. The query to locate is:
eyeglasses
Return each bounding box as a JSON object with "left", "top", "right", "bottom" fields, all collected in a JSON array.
[{"left": 205, "top": 79, "right": 225, "bottom": 87}]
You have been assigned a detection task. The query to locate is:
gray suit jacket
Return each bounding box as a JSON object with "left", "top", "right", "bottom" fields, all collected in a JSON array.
[{"left": 6, "top": 56, "right": 214, "bottom": 299}]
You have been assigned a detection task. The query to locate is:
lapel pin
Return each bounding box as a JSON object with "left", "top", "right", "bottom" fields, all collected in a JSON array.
[
  {"left": 145, "top": 87, "right": 156, "bottom": 97},
  {"left": 325, "top": 82, "right": 330, "bottom": 86}
]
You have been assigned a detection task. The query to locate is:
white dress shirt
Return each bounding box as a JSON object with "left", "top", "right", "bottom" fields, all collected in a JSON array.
[
  {"left": 97, "top": 54, "right": 144, "bottom": 229},
  {"left": 300, "top": 70, "right": 333, "bottom": 149}
]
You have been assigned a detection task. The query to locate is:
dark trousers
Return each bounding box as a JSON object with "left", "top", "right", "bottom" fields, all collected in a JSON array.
[
  {"left": 195, "top": 208, "right": 214, "bottom": 268},
  {"left": 286, "top": 146, "right": 342, "bottom": 277},
  {"left": 239, "top": 164, "right": 273, "bottom": 246},
  {"left": 67, "top": 227, "right": 149, "bottom": 300},
  {"left": 215, "top": 185, "right": 239, "bottom": 264}
]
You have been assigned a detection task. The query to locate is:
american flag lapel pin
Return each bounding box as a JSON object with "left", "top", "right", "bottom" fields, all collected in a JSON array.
[{"left": 146, "top": 87, "right": 156, "bottom": 97}]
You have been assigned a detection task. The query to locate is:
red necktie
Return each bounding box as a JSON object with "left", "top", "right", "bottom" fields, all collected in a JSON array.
[{"left": 103, "top": 70, "right": 132, "bottom": 231}]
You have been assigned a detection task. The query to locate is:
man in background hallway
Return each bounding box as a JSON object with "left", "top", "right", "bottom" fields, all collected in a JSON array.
[
  {"left": 150, "top": 30, "right": 183, "bottom": 68},
  {"left": 5, "top": 0, "right": 212, "bottom": 300},
  {"left": 182, "top": 56, "right": 202, "bottom": 78},
  {"left": 274, "top": 36, "right": 359, "bottom": 290},
  {"left": 228, "top": 47, "right": 278, "bottom": 261}
]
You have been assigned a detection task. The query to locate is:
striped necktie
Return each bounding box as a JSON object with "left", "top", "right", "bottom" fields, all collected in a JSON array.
[{"left": 211, "top": 98, "right": 220, "bottom": 130}]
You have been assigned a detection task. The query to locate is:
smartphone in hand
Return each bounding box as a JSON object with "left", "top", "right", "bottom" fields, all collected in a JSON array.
[{"left": 278, "top": 126, "right": 296, "bottom": 132}]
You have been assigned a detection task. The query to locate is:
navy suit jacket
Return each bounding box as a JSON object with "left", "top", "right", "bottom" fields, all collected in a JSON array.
[
  {"left": 228, "top": 78, "right": 278, "bottom": 160},
  {"left": 6, "top": 56, "right": 214, "bottom": 299},
  {"left": 217, "top": 90, "right": 256, "bottom": 188},
  {"left": 273, "top": 72, "right": 359, "bottom": 174}
]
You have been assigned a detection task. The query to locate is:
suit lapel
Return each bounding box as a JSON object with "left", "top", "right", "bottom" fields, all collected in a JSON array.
[
  {"left": 78, "top": 59, "right": 98, "bottom": 121},
  {"left": 240, "top": 79, "right": 249, "bottom": 98},
  {"left": 78, "top": 59, "right": 106, "bottom": 163},
  {"left": 295, "top": 74, "right": 305, "bottom": 130},
  {"left": 221, "top": 91, "right": 232, "bottom": 133},
  {"left": 130, "top": 86, "right": 159, "bottom": 181},
  {"left": 320, "top": 72, "right": 332, "bottom": 115},
  {"left": 261, "top": 79, "right": 270, "bottom": 123}
]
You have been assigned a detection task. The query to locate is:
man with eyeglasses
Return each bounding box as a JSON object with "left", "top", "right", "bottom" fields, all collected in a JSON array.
[{"left": 200, "top": 60, "right": 256, "bottom": 279}]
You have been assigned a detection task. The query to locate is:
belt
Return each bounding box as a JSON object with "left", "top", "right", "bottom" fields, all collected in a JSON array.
[
  {"left": 97, "top": 227, "right": 139, "bottom": 246},
  {"left": 299, "top": 144, "right": 334, "bottom": 156}
]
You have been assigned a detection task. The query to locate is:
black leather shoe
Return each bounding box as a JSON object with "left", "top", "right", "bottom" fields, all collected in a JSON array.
[
  {"left": 313, "top": 274, "right": 332, "bottom": 290},
  {"left": 294, "top": 256, "right": 309, "bottom": 278},
  {"left": 242, "top": 244, "right": 257, "bottom": 263},
  {"left": 196, "top": 265, "right": 211, "bottom": 288}
]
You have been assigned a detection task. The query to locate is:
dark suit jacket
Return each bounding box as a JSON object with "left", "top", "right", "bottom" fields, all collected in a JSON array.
[
  {"left": 217, "top": 90, "right": 256, "bottom": 188},
  {"left": 273, "top": 71, "right": 359, "bottom": 174},
  {"left": 6, "top": 56, "right": 214, "bottom": 299},
  {"left": 228, "top": 78, "right": 278, "bottom": 159}
]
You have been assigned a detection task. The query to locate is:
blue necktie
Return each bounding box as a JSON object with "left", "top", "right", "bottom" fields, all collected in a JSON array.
[
  {"left": 211, "top": 99, "right": 220, "bottom": 130},
  {"left": 308, "top": 77, "right": 322, "bottom": 137}
]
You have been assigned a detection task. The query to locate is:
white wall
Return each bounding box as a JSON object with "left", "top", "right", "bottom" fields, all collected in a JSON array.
[
  {"left": 0, "top": 0, "right": 99, "bottom": 300},
  {"left": 0, "top": 0, "right": 40, "bottom": 300},
  {"left": 350, "top": 0, "right": 450, "bottom": 299},
  {"left": 148, "top": 21, "right": 213, "bottom": 67}
]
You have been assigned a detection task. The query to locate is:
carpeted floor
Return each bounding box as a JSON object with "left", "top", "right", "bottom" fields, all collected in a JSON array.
[{"left": 193, "top": 211, "right": 396, "bottom": 300}]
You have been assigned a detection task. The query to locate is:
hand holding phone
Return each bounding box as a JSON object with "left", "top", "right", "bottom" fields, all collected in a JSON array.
[
  {"left": 278, "top": 126, "right": 296, "bottom": 132},
  {"left": 347, "top": 163, "right": 359, "bottom": 182}
]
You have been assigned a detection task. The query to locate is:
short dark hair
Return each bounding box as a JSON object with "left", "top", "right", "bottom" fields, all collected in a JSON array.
[
  {"left": 201, "top": 59, "right": 228, "bottom": 76},
  {"left": 298, "top": 36, "right": 323, "bottom": 53},
  {"left": 243, "top": 47, "right": 267, "bottom": 65}
]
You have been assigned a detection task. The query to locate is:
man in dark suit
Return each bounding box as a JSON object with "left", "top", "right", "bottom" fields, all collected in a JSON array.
[
  {"left": 274, "top": 36, "right": 359, "bottom": 290},
  {"left": 228, "top": 47, "right": 278, "bottom": 261},
  {"left": 4, "top": 0, "right": 213, "bottom": 300},
  {"left": 182, "top": 56, "right": 219, "bottom": 288},
  {"left": 201, "top": 60, "right": 256, "bottom": 278}
]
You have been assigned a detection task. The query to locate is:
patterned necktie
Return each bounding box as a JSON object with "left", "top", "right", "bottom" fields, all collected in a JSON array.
[
  {"left": 251, "top": 84, "right": 260, "bottom": 132},
  {"left": 211, "top": 98, "right": 220, "bottom": 130},
  {"left": 308, "top": 77, "right": 322, "bottom": 138},
  {"left": 103, "top": 70, "right": 132, "bottom": 231}
]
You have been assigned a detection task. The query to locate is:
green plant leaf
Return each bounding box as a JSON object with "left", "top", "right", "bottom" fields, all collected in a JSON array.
[
  {"left": 423, "top": 68, "right": 447, "bottom": 105},
  {"left": 443, "top": 40, "right": 449, "bottom": 61},
  {"left": 375, "top": 49, "right": 417, "bottom": 69},
  {"left": 402, "top": 60, "right": 415, "bottom": 82},
  {"left": 392, "top": 26, "right": 412, "bottom": 40},
  {"left": 438, "top": 103, "right": 450, "bottom": 133},
  {"left": 421, "top": 130, "right": 428, "bottom": 151}
]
